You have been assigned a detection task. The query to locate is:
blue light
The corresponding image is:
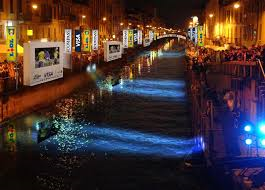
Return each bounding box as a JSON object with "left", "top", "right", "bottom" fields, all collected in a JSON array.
[
  {"left": 259, "top": 124, "right": 265, "bottom": 135},
  {"left": 245, "top": 139, "right": 252, "bottom": 145},
  {"left": 244, "top": 125, "right": 251, "bottom": 132},
  {"left": 261, "top": 139, "right": 265, "bottom": 146}
]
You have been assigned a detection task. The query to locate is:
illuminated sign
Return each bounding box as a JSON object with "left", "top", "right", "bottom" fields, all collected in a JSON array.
[
  {"left": 133, "top": 29, "right": 138, "bottom": 46},
  {"left": 27, "top": 29, "right": 33, "bottom": 36},
  {"left": 128, "top": 30, "right": 134, "bottom": 48},
  {"left": 123, "top": 30, "right": 128, "bottom": 48},
  {"left": 92, "top": 30, "right": 99, "bottom": 50},
  {"left": 192, "top": 27, "right": 197, "bottom": 44},
  {"left": 75, "top": 30, "right": 81, "bottom": 52},
  {"left": 197, "top": 26, "right": 204, "bottom": 47},
  {"left": 149, "top": 30, "right": 154, "bottom": 42},
  {"left": 6, "top": 26, "right": 17, "bottom": 62},
  {"left": 137, "top": 30, "right": 142, "bottom": 45},
  {"left": 82, "top": 29, "right": 91, "bottom": 52},
  {"left": 104, "top": 41, "right": 122, "bottom": 62},
  {"left": 64, "top": 29, "right": 72, "bottom": 54}
]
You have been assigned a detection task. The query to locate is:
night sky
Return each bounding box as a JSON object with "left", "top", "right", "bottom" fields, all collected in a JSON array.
[
  {"left": 125, "top": 0, "right": 207, "bottom": 28},
  {"left": 74, "top": 0, "right": 207, "bottom": 28}
]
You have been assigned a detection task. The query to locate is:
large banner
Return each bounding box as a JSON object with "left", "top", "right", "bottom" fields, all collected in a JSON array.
[
  {"left": 6, "top": 26, "right": 17, "bottom": 62},
  {"left": 149, "top": 30, "right": 154, "bottom": 42},
  {"left": 82, "top": 29, "right": 91, "bottom": 52},
  {"left": 23, "top": 42, "right": 64, "bottom": 86},
  {"left": 128, "top": 30, "right": 134, "bottom": 48},
  {"left": 192, "top": 27, "right": 198, "bottom": 44},
  {"left": 137, "top": 30, "right": 142, "bottom": 45},
  {"left": 133, "top": 29, "right": 138, "bottom": 46},
  {"left": 143, "top": 38, "right": 151, "bottom": 47},
  {"left": 92, "top": 30, "right": 99, "bottom": 50},
  {"left": 64, "top": 29, "right": 72, "bottom": 54},
  {"left": 104, "top": 41, "right": 122, "bottom": 62},
  {"left": 123, "top": 30, "right": 128, "bottom": 48},
  {"left": 197, "top": 26, "right": 204, "bottom": 47},
  {"left": 75, "top": 30, "right": 81, "bottom": 52}
]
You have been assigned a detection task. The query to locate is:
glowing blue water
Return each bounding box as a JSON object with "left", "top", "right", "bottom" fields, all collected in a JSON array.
[{"left": 112, "top": 79, "right": 186, "bottom": 101}]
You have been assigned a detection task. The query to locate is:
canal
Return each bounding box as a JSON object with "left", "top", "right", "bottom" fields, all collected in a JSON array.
[{"left": 0, "top": 40, "right": 215, "bottom": 190}]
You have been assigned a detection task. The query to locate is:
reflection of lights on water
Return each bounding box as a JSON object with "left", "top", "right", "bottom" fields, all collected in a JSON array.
[
  {"left": 245, "top": 139, "right": 252, "bottom": 145},
  {"left": 91, "top": 94, "right": 95, "bottom": 104},
  {"left": 36, "top": 122, "right": 40, "bottom": 131},
  {"left": 86, "top": 64, "right": 97, "bottom": 73},
  {"left": 112, "top": 79, "right": 186, "bottom": 101},
  {"left": 41, "top": 121, "right": 198, "bottom": 158},
  {"left": 138, "top": 63, "right": 141, "bottom": 75}
]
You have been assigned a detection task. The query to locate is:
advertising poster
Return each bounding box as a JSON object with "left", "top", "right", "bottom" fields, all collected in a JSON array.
[
  {"left": 64, "top": 29, "right": 72, "bottom": 54},
  {"left": 82, "top": 30, "right": 91, "bottom": 52},
  {"left": 128, "top": 30, "right": 134, "bottom": 48},
  {"left": 6, "top": 26, "right": 17, "bottom": 62},
  {"left": 92, "top": 30, "right": 99, "bottom": 51},
  {"left": 143, "top": 38, "right": 151, "bottom": 47},
  {"left": 123, "top": 30, "right": 128, "bottom": 48},
  {"left": 104, "top": 41, "right": 122, "bottom": 62},
  {"left": 133, "top": 29, "right": 138, "bottom": 46},
  {"left": 187, "top": 28, "right": 191, "bottom": 40},
  {"left": 149, "top": 30, "right": 154, "bottom": 42},
  {"left": 35, "top": 47, "right": 60, "bottom": 68},
  {"left": 23, "top": 42, "right": 64, "bottom": 86},
  {"left": 197, "top": 26, "right": 204, "bottom": 47},
  {"left": 192, "top": 27, "right": 198, "bottom": 44},
  {"left": 137, "top": 30, "right": 142, "bottom": 45},
  {"left": 75, "top": 30, "right": 81, "bottom": 52}
]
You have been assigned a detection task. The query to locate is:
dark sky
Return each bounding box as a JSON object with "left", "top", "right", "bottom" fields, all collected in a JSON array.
[
  {"left": 125, "top": 0, "right": 207, "bottom": 28},
  {"left": 74, "top": 0, "right": 207, "bottom": 28}
]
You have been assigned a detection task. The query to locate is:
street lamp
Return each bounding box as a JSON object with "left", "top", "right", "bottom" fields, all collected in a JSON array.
[
  {"left": 82, "top": 15, "right": 86, "bottom": 18},
  {"left": 103, "top": 17, "right": 107, "bottom": 22},
  {"left": 120, "top": 22, "right": 124, "bottom": 26},
  {"left": 209, "top": 14, "right": 214, "bottom": 18},
  {"left": 234, "top": 3, "right": 240, "bottom": 9},
  {"left": 32, "top": 4, "right": 38, "bottom": 10}
]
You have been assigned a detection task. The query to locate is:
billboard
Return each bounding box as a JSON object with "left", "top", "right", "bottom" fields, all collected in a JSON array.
[
  {"left": 133, "top": 29, "right": 138, "bottom": 46},
  {"left": 123, "top": 30, "right": 128, "bottom": 48},
  {"left": 192, "top": 27, "right": 198, "bottom": 44},
  {"left": 82, "top": 30, "right": 91, "bottom": 52},
  {"left": 128, "top": 30, "right": 134, "bottom": 48},
  {"left": 149, "top": 30, "right": 154, "bottom": 42},
  {"left": 23, "top": 41, "right": 64, "bottom": 86},
  {"left": 197, "top": 26, "right": 204, "bottom": 47},
  {"left": 6, "top": 26, "right": 17, "bottom": 62},
  {"left": 75, "top": 30, "right": 81, "bottom": 52},
  {"left": 137, "top": 30, "right": 142, "bottom": 45},
  {"left": 64, "top": 29, "right": 72, "bottom": 54},
  {"left": 92, "top": 30, "right": 99, "bottom": 50},
  {"left": 104, "top": 41, "right": 122, "bottom": 62},
  {"left": 143, "top": 38, "right": 151, "bottom": 47}
]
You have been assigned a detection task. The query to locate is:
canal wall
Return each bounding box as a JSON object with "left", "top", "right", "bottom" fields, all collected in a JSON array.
[{"left": 0, "top": 73, "right": 92, "bottom": 123}]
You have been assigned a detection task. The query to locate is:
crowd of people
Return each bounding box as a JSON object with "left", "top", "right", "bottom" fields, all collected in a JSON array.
[{"left": 187, "top": 42, "right": 265, "bottom": 65}]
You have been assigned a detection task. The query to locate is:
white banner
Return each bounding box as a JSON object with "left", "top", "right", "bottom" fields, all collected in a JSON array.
[
  {"left": 92, "top": 30, "right": 99, "bottom": 50},
  {"left": 104, "top": 41, "right": 122, "bottom": 62},
  {"left": 143, "top": 38, "right": 151, "bottom": 47},
  {"left": 123, "top": 30, "right": 128, "bottom": 48},
  {"left": 137, "top": 30, "right": 142, "bottom": 45},
  {"left": 149, "top": 31, "right": 154, "bottom": 42},
  {"left": 23, "top": 41, "right": 64, "bottom": 86},
  {"left": 64, "top": 29, "right": 72, "bottom": 54}
]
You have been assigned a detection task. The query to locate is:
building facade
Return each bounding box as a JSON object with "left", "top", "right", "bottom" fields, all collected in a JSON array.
[
  {"left": 204, "top": 0, "right": 265, "bottom": 47},
  {"left": 0, "top": 0, "right": 91, "bottom": 46}
]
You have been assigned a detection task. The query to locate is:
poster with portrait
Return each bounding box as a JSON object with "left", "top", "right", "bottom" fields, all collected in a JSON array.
[
  {"left": 24, "top": 41, "right": 64, "bottom": 86},
  {"left": 104, "top": 41, "right": 122, "bottom": 62},
  {"left": 128, "top": 30, "right": 134, "bottom": 48},
  {"left": 82, "top": 29, "right": 91, "bottom": 52}
]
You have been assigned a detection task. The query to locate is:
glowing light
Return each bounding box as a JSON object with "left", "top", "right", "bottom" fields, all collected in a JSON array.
[
  {"left": 40, "top": 38, "right": 48, "bottom": 42},
  {"left": 112, "top": 34, "right": 116, "bottom": 39},
  {"left": 27, "top": 29, "right": 33, "bottom": 36},
  {"left": 244, "top": 125, "right": 251, "bottom": 132},
  {"left": 129, "top": 23, "right": 132, "bottom": 26},
  {"left": 259, "top": 124, "right": 265, "bottom": 134},
  {"left": 120, "top": 22, "right": 124, "bottom": 26},
  {"left": 82, "top": 15, "right": 86, "bottom": 18},
  {"left": 261, "top": 139, "right": 265, "bottom": 146},
  {"left": 245, "top": 139, "right": 252, "bottom": 145},
  {"left": 32, "top": 4, "right": 38, "bottom": 10},
  {"left": 234, "top": 3, "right": 240, "bottom": 9},
  {"left": 103, "top": 17, "right": 107, "bottom": 21},
  {"left": 209, "top": 14, "right": 214, "bottom": 18}
]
